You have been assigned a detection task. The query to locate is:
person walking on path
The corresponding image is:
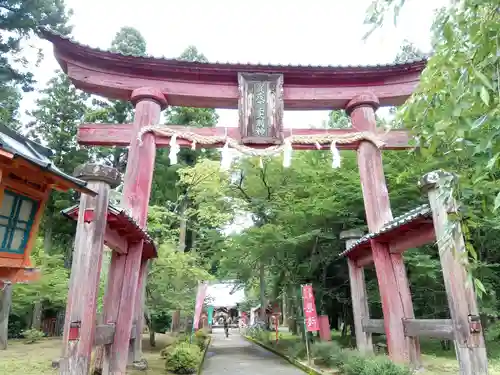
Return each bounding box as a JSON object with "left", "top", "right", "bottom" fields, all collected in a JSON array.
[{"left": 223, "top": 317, "right": 229, "bottom": 338}]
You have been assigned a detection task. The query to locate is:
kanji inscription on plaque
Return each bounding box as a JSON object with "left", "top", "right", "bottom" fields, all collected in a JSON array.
[{"left": 238, "top": 73, "right": 284, "bottom": 144}]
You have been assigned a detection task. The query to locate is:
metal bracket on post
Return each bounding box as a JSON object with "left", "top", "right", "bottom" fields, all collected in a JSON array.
[{"left": 468, "top": 315, "right": 482, "bottom": 334}]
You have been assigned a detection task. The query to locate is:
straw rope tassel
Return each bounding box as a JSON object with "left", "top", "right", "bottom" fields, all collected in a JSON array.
[
  {"left": 220, "top": 140, "right": 233, "bottom": 171},
  {"left": 169, "top": 134, "right": 180, "bottom": 165},
  {"left": 331, "top": 141, "right": 341, "bottom": 169}
]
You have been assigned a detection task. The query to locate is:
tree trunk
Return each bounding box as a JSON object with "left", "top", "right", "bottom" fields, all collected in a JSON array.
[
  {"left": 144, "top": 309, "right": 155, "bottom": 347},
  {"left": 31, "top": 303, "right": 43, "bottom": 330},
  {"left": 259, "top": 262, "right": 266, "bottom": 322},
  {"left": 149, "top": 329, "right": 155, "bottom": 348},
  {"left": 282, "top": 289, "right": 287, "bottom": 325},
  {"left": 171, "top": 310, "right": 181, "bottom": 333},
  {"left": 0, "top": 282, "right": 13, "bottom": 350},
  {"left": 178, "top": 199, "right": 188, "bottom": 252},
  {"left": 44, "top": 220, "right": 53, "bottom": 254}
]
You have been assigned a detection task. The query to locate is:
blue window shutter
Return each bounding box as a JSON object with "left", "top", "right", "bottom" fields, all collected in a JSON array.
[{"left": 0, "top": 190, "right": 38, "bottom": 254}]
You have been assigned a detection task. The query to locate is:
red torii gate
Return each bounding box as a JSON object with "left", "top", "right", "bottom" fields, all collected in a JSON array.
[{"left": 41, "top": 29, "right": 426, "bottom": 373}]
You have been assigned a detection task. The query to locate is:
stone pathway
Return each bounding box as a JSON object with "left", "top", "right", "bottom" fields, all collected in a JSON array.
[{"left": 202, "top": 328, "right": 305, "bottom": 374}]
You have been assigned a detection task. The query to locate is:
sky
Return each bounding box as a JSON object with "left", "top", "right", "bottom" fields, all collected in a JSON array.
[
  {"left": 20, "top": 0, "right": 446, "bottom": 128},
  {"left": 206, "top": 282, "right": 245, "bottom": 307}
]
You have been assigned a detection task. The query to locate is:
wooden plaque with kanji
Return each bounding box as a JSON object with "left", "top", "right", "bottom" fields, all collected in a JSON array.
[{"left": 238, "top": 73, "right": 284, "bottom": 144}]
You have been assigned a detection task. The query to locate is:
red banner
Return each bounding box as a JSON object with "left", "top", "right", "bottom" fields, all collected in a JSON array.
[
  {"left": 301, "top": 284, "right": 319, "bottom": 331},
  {"left": 193, "top": 282, "right": 208, "bottom": 330}
]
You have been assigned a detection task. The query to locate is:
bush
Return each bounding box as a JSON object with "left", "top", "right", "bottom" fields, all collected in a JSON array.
[
  {"left": 248, "top": 326, "right": 270, "bottom": 344},
  {"left": 285, "top": 340, "right": 308, "bottom": 359},
  {"left": 160, "top": 334, "right": 179, "bottom": 358},
  {"left": 485, "top": 320, "right": 500, "bottom": 341},
  {"left": 311, "top": 341, "right": 346, "bottom": 368},
  {"left": 22, "top": 329, "right": 45, "bottom": 344},
  {"left": 342, "top": 351, "right": 412, "bottom": 375},
  {"left": 194, "top": 329, "right": 208, "bottom": 339},
  {"left": 193, "top": 329, "right": 209, "bottom": 350},
  {"left": 165, "top": 343, "right": 202, "bottom": 374}
]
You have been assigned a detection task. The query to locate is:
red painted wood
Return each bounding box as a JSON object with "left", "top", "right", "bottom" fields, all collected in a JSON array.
[
  {"left": 77, "top": 124, "right": 412, "bottom": 150},
  {"left": 59, "top": 180, "right": 110, "bottom": 374},
  {"left": 104, "top": 228, "right": 128, "bottom": 254},
  {"left": 343, "top": 218, "right": 435, "bottom": 259},
  {"left": 391, "top": 252, "right": 422, "bottom": 367},
  {"left": 40, "top": 30, "right": 425, "bottom": 109},
  {"left": 64, "top": 207, "right": 156, "bottom": 259},
  {"left": 95, "top": 251, "right": 126, "bottom": 375},
  {"left": 108, "top": 88, "right": 164, "bottom": 375},
  {"left": 318, "top": 315, "right": 331, "bottom": 341},
  {"left": 130, "top": 259, "right": 148, "bottom": 363},
  {"left": 65, "top": 65, "right": 420, "bottom": 109},
  {"left": 370, "top": 239, "right": 408, "bottom": 360},
  {"left": 348, "top": 93, "right": 420, "bottom": 365},
  {"left": 42, "top": 29, "right": 426, "bottom": 81},
  {"left": 68, "top": 325, "right": 80, "bottom": 341},
  {"left": 389, "top": 225, "right": 436, "bottom": 254},
  {"left": 355, "top": 253, "right": 374, "bottom": 267}
]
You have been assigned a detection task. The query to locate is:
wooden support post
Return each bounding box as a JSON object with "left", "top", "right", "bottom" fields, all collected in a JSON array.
[
  {"left": 346, "top": 93, "right": 421, "bottom": 366},
  {"left": 59, "top": 164, "right": 121, "bottom": 375},
  {"left": 93, "top": 251, "right": 126, "bottom": 375},
  {"left": 129, "top": 259, "right": 148, "bottom": 364},
  {"left": 109, "top": 88, "right": 166, "bottom": 375},
  {"left": 420, "top": 170, "right": 488, "bottom": 375},
  {"left": 341, "top": 229, "right": 372, "bottom": 354},
  {"left": 0, "top": 281, "right": 12, "bottom": 350}
]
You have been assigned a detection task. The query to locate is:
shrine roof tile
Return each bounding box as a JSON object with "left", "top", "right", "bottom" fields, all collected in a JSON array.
[
  {"left": 39, "top": 28, "right": 428, "bottom": 72},
  {"left": 340, "top": 204, "right": 432, "bottom": 257},
  {"left": 60, "top": 203, "right": 157, "bottom": 259},
  {"left": 0, "top": 125, "right": 92, "bottom": 194}
]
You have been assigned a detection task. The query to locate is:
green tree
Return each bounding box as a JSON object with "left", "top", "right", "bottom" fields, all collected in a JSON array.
[
  {"left": 150, "top": 45, "right": 219, "bottom": 254},
  {"left": 9, "top": 238, "right": 69, "bottom": 335},
  {"left": 0, "top": 85, "right": 21, "bottom": 130},
  {"left": 26, "top": 72, "right": 91, "bottom": 253},
  {"left": 109, "top": 26, "right": 146, "bottom": 56},
  {"left": 364, "top": 0, "right": 500, "bottom": 310},
  {"left": 0, "top": 0, "right": 72, "bottom": 91}
]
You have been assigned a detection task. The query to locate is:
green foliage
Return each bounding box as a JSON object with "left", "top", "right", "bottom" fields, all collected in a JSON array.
[
  {"left": 11, "top": 238, "right": 69, "bottom": 314},
  {"left": 363, "top": 0, "right": 500, "bottom": 314},
  {"left": 342, "top": 353, "right": 412, "bottom": 375},
  {"left": 193, "top": 329, "right": 209, "bottom": 350},
  {"left": 311, "top": 341, "right": 345, "bottom": 367},
  {"left": 110, "top": 26, "right": 146, "bottom": 56},
  {"left": 146, "top": 241, "right": 212, "bottom": 321},
  {"left": 26, "top": 73, "right": 91, "bottom": 250},
  {"left": 485, "top": 321, "right": 500, "bottom": 341},
  {"left": 7, "top": 313, "right": 24, "bottom": 338},
  {"left": 164, "top": 342, "right": 202, "bottom": 374},
  {"left": 0, "top": 84, "right": 21, "bottom": 130},
  {"left": 160, "top": 336, "right": 179, "bottom": 358},
  {"left": 21, "top": 328, "right": 45, "bottom": 344},
  {"left": 0, "top": 0, "right": 71, "bottom": 91},
  {"left": 248, "top": 326, "right": 271, "bottom": 344}
]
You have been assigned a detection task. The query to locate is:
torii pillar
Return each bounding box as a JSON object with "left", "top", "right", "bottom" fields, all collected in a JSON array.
[
  {"left": 346, "top": 93, "right": 421, "bottom": 366},
  {"left": 107, "top": 88, "right": 167, "bottom": 374}
]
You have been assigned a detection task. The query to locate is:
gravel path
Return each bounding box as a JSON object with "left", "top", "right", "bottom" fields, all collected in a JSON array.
[{"left": 202, "top": 328, "right": 305, "bottom": 375}]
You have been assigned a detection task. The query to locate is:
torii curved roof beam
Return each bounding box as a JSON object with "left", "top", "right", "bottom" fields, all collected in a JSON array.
[{"left": 40, "top": 29, "right": 427, "bottom": 110}]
